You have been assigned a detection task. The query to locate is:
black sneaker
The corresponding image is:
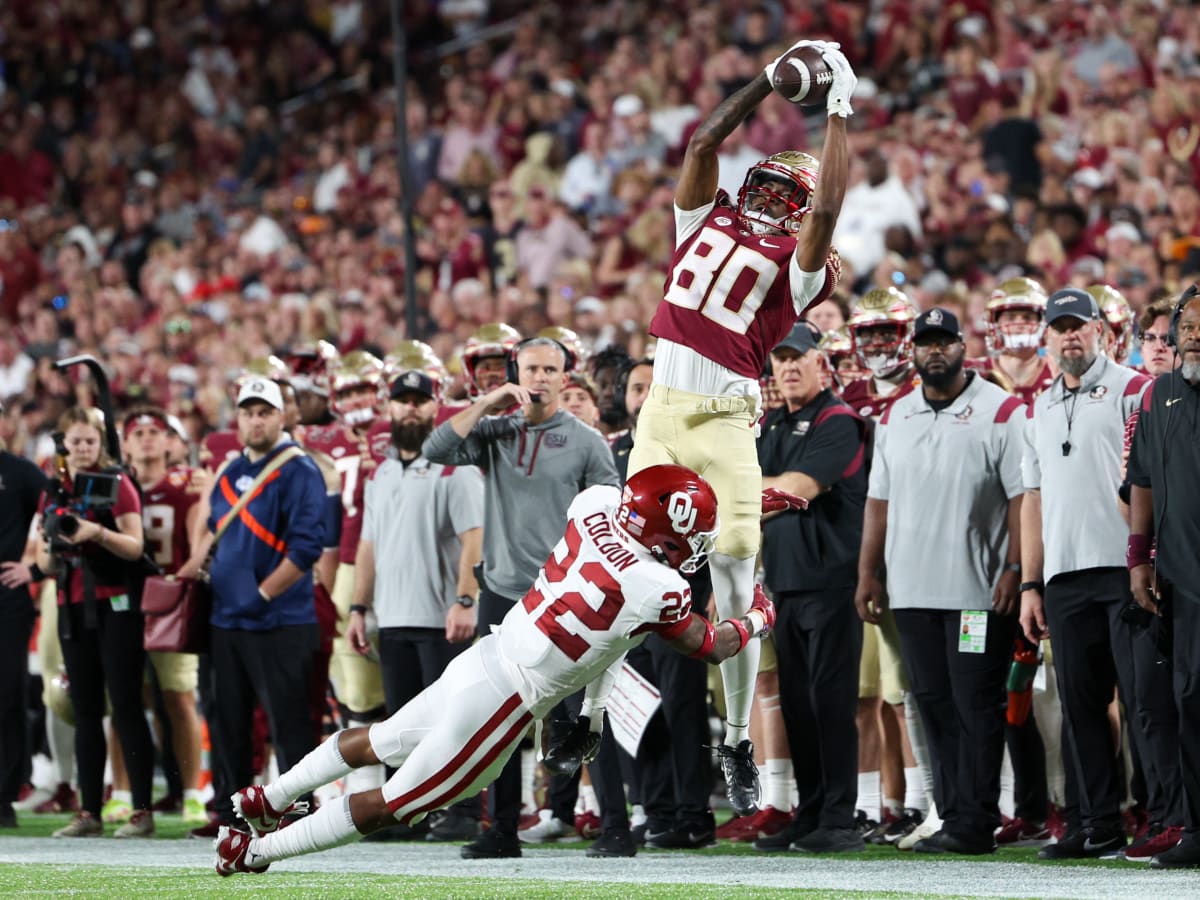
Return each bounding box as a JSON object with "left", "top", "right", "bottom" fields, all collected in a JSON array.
[
  {"left": 1038, "top": 826, "right": 1125, "bottom": 859},
  {"left": 913, "top": 829, "right": 996, "bottom": 855},
  {"left": 0, "top": 803, "right": 15, "bottom": 828},
  {"left": 587, "top": 828, "right": 637, "bottom": 858},
  {"left": 754, "top": 820, "right": 819, "bottom": 852},
  {"left": 713, "top": 740, "right": 760, "bottom": 817},
  {"left": 792, "top": 826, "right": 866, "bottom": 853},
  {"left": 1151, "top": 834, "right": 1200, "bottom": 869},
  {"left": 634, "top": 818, "right": 675, "bottom": 846},
  {"left": 426, "top": 811, "right": 481, "bottom": 842},
  {"left": 461, "top": 827, "right": 522, "bottom": 859},
  {"left": 645, "top": 823, "right": 717, "bottom": 849},
  {"left": 871, "top": 808, "right": 922, "bottom": 844},
  {"left": 853, "top": 809, "right": 880, "bottom": 836}
]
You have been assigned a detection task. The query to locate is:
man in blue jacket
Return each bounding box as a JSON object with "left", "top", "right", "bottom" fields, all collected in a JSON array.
[{"left": 190, "top": 379, "right": 328, "bottom": 832}]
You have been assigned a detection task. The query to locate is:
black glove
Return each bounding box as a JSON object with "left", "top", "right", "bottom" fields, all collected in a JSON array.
[{"left": 543, "top": 714, "right": 601, "bottom": 777}]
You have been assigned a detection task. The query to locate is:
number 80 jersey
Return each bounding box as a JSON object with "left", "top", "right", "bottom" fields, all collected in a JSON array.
[
  {"left": 498, "top": 485, "right": 694, "bottom": 716},
  {"left": 650, "top": 193, "right": 839, "bottom": 382}
]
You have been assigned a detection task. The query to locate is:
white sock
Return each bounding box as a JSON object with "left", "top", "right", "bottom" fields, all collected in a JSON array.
[
  {"left": 110, "top": 789, "right": 131, "bottom": 805},
  {"left": 858, "top": 771, "right": 881, "bottom": 820},
  {"left": 579, "top": 783, "right": 597, "bottom": 814},
  {"left": 521, "top": 748, "right": 536, "bottom": 812},
  {"left": 253, "top": 794, "right": 359, "bottom": 863},
  {"left": 266, "top": 733, "right": 350, "bottom": 812},
  {"left": 184, "top": 788, "right": 205, "bottom": 803},
  {"left": 903, "top": 767, "right": 927, "bottom": 813},
  {"left": 999, "top": 747, "right": 1015, "bottom": 820},
  {"left": 764, "top": 759, "right": 792, "bottom": 812},
  {"left": 709, "top": 553, "right": 759, "bottom": 746},
  {"left": 903, "top": 698, "right": 935, "bottom": 800},
  {"left": 48, "top": 714, "right": 74, "bottom": 785},
  {"left": 883, "top": 796, "right": 902, "bottom": 818}
]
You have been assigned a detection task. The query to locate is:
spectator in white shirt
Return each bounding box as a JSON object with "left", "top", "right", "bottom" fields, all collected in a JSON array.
[{"left": 833, "top": 149, "right": 924, "bottom": 284}]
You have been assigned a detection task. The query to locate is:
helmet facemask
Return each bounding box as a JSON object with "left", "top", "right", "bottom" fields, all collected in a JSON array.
[
  {"left": 852, "top": 323, "right": 912, "bottom": 379},
  {"left": 736, "top": 166, "right": 812, "bottom": 236}
]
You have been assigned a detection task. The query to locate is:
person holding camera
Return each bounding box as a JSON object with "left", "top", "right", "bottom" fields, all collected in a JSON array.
[
  {"left": 33, "top": 407, "right": 155, "bottom": 838},
  {"left": 1019, "top": 289, "right": 1179, "bottom": 860}
]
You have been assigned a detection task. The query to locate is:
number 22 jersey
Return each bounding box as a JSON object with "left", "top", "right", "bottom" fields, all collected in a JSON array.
[
  {"left": 650, "top": 192, "right": 839, "bottom": 395},
  {"left": 497, "top": 485, "right": 694, "bottom": 716}
]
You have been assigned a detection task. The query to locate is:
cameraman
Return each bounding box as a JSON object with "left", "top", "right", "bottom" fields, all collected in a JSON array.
[{"left": 34, "top": 407, "right": 155, "bottom": 838}]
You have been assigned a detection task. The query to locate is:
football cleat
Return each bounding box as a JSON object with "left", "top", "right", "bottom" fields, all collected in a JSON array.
[
  {"left": 714, "top": 740, "right": 760, "bottom": 818},
  {"left": 214, "top": 825, "right": 270, "bottom": 876},
  {"left": 232, "top": 785, "right": 309, "bottom": 837}
]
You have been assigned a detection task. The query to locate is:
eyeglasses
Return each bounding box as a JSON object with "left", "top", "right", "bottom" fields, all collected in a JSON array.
[{"left": 1140, "top": 333, "right": 1170, "bottom": 345}]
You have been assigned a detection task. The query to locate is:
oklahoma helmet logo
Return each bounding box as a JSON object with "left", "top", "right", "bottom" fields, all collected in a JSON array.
[{"left": 667, "top": 492, "right": 698, "bottom": 534}]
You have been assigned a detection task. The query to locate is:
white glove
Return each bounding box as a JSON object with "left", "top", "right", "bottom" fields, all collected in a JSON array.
[
  {"left": 763, "top": 39, "right": 842, "bottom": 84},
  {"left": 822, "top": 46, "right": 857, "bottom": 118}
]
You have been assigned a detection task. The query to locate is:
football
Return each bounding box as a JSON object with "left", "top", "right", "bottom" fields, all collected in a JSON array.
[{"left": 770, "top": 45, "right": 834, "bottom": 107}]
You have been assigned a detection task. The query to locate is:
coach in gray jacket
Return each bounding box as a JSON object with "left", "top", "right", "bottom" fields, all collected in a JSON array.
[{"left": 423, "top": 336, "right": 618, "bottom": 859}]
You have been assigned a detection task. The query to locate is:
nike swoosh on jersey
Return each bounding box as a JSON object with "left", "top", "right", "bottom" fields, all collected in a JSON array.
[
  {"left": 1166, "top": 397, "right": 1182, "bottom": 406},
  {"left": 759, "top": 239, "right": 780, "bottom": 249}
]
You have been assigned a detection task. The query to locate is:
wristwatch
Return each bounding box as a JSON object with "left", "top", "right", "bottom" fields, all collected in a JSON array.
[
  {"left": 1004, "top": 562, "right": 1021, "bottom": 573},
  {"left": 349, "top": 604, "right": 369, "bottom": 616},
  {"left": 1019, "top": 580, "right": 1045, "bottom": 594},
  {"left": 456, "top": 595, "right": 476, "bottom": 609}
]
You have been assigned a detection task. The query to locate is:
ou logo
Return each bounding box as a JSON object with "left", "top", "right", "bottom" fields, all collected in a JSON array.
[{"left": 667, "top": 492, "right": 698, "bottom": 534}]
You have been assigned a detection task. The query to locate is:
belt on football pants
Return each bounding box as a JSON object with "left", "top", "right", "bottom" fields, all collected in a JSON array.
[{"left": 695, "top": 395, "right": 756, "bottom": 416}]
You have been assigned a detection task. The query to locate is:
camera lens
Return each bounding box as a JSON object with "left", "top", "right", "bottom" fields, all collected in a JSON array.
[{"left": 58, "top": 514, "right": 80, "bottom": 538}]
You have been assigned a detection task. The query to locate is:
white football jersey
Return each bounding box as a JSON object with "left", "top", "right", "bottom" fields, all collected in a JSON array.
[{"left": 497, "top": 485, "right": 694, "bottom": 716}]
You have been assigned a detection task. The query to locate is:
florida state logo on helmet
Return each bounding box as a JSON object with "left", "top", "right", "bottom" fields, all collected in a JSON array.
[{"left": 616, "top": 465, "right": 719, "bottom": 574}]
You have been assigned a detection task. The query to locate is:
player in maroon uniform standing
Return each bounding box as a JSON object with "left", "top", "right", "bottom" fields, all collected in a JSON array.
[
  {"left": 627, "top": 37, "right": 855, "bottom": 820},
  {"left": 118, "top": 407, "right": 207, "bottom": 823},
  {"left": 842, "top": 287, "right": 919, "bottom": 421},
  {"left": 974, "top": 277, "right": 1055, "bottom": 406},
  {"left": 304, "top": 351, "right": 391, "bottom": 794}
]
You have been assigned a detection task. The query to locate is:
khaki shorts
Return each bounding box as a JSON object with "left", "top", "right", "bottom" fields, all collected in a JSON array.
[
  {"left": 627, "top": 384, "right": 762, "bottom": 560},
  {"left": 858, "top": 610, "right": 907, "bottom": 706},
  {"left": 150, "top": 651, "right": 199, "bottom": 693},
  {"left": 327, "top": 562, "right": 385, "bottom": 716}
]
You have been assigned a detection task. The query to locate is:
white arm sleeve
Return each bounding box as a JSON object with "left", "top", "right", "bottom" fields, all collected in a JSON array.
[{"left": 789, "top": 253, "right": 828, "bottom": 315}]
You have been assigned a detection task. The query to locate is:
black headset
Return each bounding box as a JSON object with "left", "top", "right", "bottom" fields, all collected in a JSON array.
[
  {"left": 506, "top": 337, "right": 575, "bottom": 384},
  {"left": 1166, "top": 283, "right": 1199, "bottom": 348}
]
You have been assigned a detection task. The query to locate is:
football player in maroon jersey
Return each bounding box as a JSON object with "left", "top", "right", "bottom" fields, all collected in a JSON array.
[
  {"left": 627, "top": 38, "right": 856, "bottom": 817},
  {"left": 974, "top": 277, "right": 1055, "bottom": 406},
  {"left": 842, "top": 287, "right": 919, "bottom": 421},
  {"left": 305, "top": 351, "right": 392, "bottom": 793},
  {"left": 117, "top": 407, "right": 207, "bottom": 823}
]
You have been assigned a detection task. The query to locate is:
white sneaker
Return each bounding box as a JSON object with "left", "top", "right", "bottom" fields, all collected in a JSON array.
[
  {"left": 517, "top": 808, "right": 572, "bottom": 843},
  {"left": 897, "top": 804, "right": 940, "bottom": 851}
]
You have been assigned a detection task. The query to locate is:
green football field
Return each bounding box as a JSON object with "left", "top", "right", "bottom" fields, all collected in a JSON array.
[{"left": 1, "top": 813, "right": 1195, "bottom": 899}]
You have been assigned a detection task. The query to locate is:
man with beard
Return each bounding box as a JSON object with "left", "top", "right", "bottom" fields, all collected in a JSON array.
[
  {"left": 346, "top": 369, "right": 484, "bottom": 839},
  {"left": 1019, "top": 289, "right": 1179, "bottom": 862},
  {"left": 857, "top": 308, "right": 1026, "bottom": 855},
  {"left": 1128, "top": 286, "right": 1200, "bottom": 869}
]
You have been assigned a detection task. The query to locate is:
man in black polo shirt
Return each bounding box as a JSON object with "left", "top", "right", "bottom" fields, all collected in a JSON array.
[
  {"left": 0, "top": 403, "right": 48, "bottom": 827},
  {"left": 1127, "top": 288, "right": 1200, "bottom": 869},
  {"left": 754, "top": 322, "right": 868, "bottom": 853}
]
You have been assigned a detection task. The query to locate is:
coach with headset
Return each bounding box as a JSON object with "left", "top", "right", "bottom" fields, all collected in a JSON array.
[
  {"left": 1128, "top": 285, "right": 1200, "bottom": 869},
  {"left": 424, "top": 335, "right": 618, "bottom": 859}
]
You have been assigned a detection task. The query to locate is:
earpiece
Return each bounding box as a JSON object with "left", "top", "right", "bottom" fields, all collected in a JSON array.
[
  {"left": 1166, "top": 283, "right": 1199, "bottom": 349},
  {"left": 506, "top": 337, "right": 574, "bottom": 384}
]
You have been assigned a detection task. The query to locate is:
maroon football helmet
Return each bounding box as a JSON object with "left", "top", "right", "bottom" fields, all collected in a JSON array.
[{"left": 616, "top": 465, "right": 719, "bottom": 574}]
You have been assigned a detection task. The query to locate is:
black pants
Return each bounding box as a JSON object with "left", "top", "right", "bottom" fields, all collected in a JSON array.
[
  {"left": 59, "top": 599, "right": 156, "bottom": 816},
  {"left": 379, "top": 625, "right": 476, "bottom": 818},
  {"left": 774, "top": 586, "right": 861, "bottom": 829},
  {"left": 1045, "top": 567, "right": 1178, "bottom": 831},
  {"left": 210, "top": 623, "right": 320, "bottom": 825},
  {"left": 629, "top": 632, "right": 713, "bottom": 830},
  {"left": 1172, "top": 589, "right": 1200, "bottom": 836},
  {"left": 476, "top": 582, "right": 522, "bottom": 834},
  {"left": 895, "top": 607, "right": 1015, "bottom": 840},
  {"left": 544, "top": 689, "right": 629, "bottom": 832},
  {"left": 0, "top": 591, "right": 33, "bottom": 805}
]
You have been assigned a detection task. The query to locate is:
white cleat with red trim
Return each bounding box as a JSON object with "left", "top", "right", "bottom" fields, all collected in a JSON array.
[
  {"left": 214, "top": 826, "right": 270, "bottom": 876},
  {"left": 232, "top": 785, "right": 309, "bottom": 837}
]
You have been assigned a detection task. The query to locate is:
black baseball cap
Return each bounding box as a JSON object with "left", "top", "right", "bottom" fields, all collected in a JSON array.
[
  {"left": 390, "top": 370, "right": 436, "bottom": 401},
  {"left": 913, "top": 307, "right": 962, "bottom": 340},
  {"left": 1045, "top": 288, "right": 1100, "bottom": 324},
  {"left": 772, "top": 322, "right": 821, "bottom": 354}
]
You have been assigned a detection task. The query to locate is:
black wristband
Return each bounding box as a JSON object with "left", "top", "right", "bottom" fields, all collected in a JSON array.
[
  {"left": 28, "top": 563, "right": 46, "bottom": 582},
  {"left": 1019, "top": 580, "right": 1044, "bottom": 594},
  {"left": 350, "top": 604, "right": 369, "bottom": 616}
]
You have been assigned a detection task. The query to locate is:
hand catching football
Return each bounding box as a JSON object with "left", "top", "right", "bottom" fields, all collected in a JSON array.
[{"left": 765, "top": 40, "right": 857, "bottom": 118}]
